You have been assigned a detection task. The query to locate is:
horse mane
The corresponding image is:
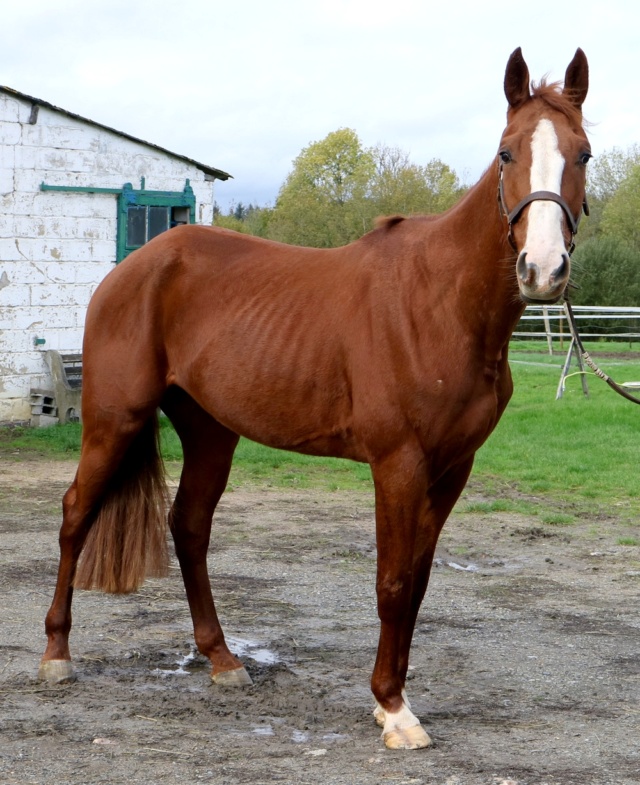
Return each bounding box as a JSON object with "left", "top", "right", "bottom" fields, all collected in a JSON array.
[
  {"left": 530, "top": 79, "right": 585, "bottom": 124},
  {"left": 375, "top": 215, "right": 406, "bottom": 231}
]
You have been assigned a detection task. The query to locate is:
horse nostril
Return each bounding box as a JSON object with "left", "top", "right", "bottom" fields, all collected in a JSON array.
[
  {"left": 516, "top": 251, "right": 527, "bottom": 282},
  {"left": 516, "top": 252, "right": 538, "bottom": 287},
  {"left": 550, "top": 253, "right": 570, "bottom": 283}
]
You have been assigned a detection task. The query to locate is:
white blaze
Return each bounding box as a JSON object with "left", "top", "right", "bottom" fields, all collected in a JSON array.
[{"left": 522, "top": 118, "right": 566, "bottom": 275}]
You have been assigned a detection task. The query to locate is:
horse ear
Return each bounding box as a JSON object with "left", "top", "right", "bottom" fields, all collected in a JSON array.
[
  {"left": 563, "top": 47, "right": 589, "bottom": 109},
  {"left": 504, "top": 47, "right": 530, "bottom": 109}
]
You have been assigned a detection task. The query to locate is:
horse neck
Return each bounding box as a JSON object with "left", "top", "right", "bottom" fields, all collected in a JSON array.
[
  {"left": 385, "top": 163, "right": 525, "bottom": 362},
  {"left": 442, "top": 163, "right": 525, "bottom": 344},
  {"left": 448, "top": 163, "right": 507, "bottom": 261}
]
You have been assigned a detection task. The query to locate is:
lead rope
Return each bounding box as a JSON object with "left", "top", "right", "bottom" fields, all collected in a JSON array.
[{"left": 563, "top": 298, "right": 640, "bottom": 405}]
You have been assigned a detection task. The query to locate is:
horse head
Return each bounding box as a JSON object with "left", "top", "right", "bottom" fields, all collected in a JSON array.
[{"left": 499, "top": 47, "right": 590, "bottom": 303}]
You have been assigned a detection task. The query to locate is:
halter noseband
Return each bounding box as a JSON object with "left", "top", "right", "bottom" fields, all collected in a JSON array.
[{"left": 497, "top": 161, "right": 589, "bottom": 256}]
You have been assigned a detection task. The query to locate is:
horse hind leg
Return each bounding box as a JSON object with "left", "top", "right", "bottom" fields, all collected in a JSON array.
[
  {"left": 39, "top": 412, "right": 167, "bottom": 684},
  {"left": 38, "top": 473, "right": 88, "bottom": 684},
  {"left": 162, "top": 386, "right": 250, "bottom": 685}
]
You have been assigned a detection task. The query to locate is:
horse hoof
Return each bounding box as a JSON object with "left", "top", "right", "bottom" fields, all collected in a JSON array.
[
  {"left": 373, "top": 704, "right": 385, "bottom": 728},
  {"left": 38, "top": 659, "right": 76, "bottom": 685},
  {"left": 383, "top": 724, "right": 432, "bottom": 750},
  {"left": 211, "top": 666, "right": 253, "bottom": 686}
]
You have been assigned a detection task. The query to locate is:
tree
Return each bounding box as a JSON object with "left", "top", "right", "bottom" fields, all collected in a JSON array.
[
  {"left": 214, "top": 202, "right": 273, "bottom": 237},
  {"left": 267, "top": 128, "right": 375, "bottom": 247},
  {"left": 587, "top": 144, "right": 640, "bottom": 201},
  {"left": 600, "top": 164, "right": 640, "bottom": 251},
  {"left": 571, "top": 146, "right": 640, "bottom": 306},
  {"left": 421, "top": 159, "right": 463, "bottom": 213},
  {"left": 233, "top": 202, "right": 248, "bottom": 221},
  {"left": 577, "top": 145, "right": 640, "bottom": 245},
  {"left": 369, "top": 146, "right": 462, "bottom": 218},
  {"left": 267, "top": 129, "right": 464, "bottom": 248}
]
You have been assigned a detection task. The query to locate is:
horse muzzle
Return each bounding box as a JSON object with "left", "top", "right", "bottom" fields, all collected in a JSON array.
[{"left": 516, "top": 250, "right": 570, "bottom": 303}]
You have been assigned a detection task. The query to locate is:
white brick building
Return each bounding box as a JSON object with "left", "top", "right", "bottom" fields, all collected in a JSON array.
[{"left": 0, "top": 86, "right": 230, "bottom": 423}]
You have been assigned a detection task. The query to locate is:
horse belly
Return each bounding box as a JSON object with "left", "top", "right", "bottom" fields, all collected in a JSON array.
[{"left": 171, "top": 325, "right": 363, "bottom": 461}]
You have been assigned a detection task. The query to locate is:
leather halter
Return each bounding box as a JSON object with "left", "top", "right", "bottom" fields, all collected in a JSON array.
[{"left": 497, "top": 161, "right": 589, "bottom": 255}]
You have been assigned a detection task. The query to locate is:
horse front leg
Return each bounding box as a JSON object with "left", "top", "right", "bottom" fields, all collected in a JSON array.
[{"left": 370, "top": 450, "right": 474, "bottom": 750}]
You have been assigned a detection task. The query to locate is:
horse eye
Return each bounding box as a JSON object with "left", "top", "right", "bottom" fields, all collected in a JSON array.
[
  {"left": 580, "top": 152, "right": 592, "bottom": 165},
  {"left": 499, "top": 150, "right": 512, "bottom": 164}
]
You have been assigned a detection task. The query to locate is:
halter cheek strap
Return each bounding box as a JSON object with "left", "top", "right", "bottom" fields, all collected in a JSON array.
[{"left": 497, "top": 162, "right": 589, "bottom": 255}]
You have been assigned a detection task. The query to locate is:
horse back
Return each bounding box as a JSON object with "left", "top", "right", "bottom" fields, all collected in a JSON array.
[{"left": 83, "top": 223, "right": 512, "bottom": 465}]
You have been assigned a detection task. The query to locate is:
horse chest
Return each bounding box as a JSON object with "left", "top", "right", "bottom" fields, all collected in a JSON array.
[{"left": 409, "top": 366, "right": 509, "bottom": 465}]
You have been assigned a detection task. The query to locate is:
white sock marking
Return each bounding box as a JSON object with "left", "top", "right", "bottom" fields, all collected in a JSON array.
[{"left": 381, "top": 701, "right": 421, "bottom": 736}]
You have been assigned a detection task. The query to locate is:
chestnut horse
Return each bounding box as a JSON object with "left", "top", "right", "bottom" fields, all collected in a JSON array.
[{"left": 39, "top": 48, "right": 590, "bottom": 749}]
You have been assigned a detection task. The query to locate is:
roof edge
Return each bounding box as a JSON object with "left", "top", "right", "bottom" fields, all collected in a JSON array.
[{"left": 0, "top": 85, "right": 232, "bottom": 182}]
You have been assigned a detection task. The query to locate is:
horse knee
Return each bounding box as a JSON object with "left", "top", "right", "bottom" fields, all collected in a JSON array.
[{"left": 170, "top": 518, "right": 211, "bottom": 559}]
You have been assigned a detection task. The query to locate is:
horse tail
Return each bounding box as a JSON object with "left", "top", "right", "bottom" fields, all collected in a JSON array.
[{"left": 74, "top": 414, "right": 170, "bottom": 594}]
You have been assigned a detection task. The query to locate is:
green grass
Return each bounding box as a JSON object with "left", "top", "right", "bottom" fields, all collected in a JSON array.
[
  {"left": 510, "top": 339, "right": 640, "bottom": 357},
  {"left": 460, "top": 499, "right": 539, "bottom": 515},
  {"left": 474, "top": 346, "right": 640, "bottom": 518},
  {"left": 0, "top": 421, "right": 83, "bottom": 455},
  {"left": 617, "top": 537, "right": 639, "bottom": 546},
  {"left": 157, "top": 420, "right": 371, "bottom": 490},
  {"left": 2, "top": 341, "right": 639, "bottom": 510},
  {"left": 539, "top": 512, "right": 576, "bottom": 526},
  {"left": 228, "top": 437, "right": 372, "bottom": 491},
  {"left": 0, "top": 418, "right": 371, "bottom": 492}
]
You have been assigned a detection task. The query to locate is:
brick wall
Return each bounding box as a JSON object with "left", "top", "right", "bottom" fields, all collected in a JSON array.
[{"left": 0, "top": 91, "right": 217, "bottom": 421}]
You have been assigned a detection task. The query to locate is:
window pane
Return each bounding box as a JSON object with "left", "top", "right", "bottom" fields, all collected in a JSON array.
[
  {"left": 127, "top": 206, "right": 146, "bottom": 247},
  {"left": 148, "top": 206, "right": 170, "bottom": 240},
  {"left": 171, "top": 206, "right": 189, "bottom": 226}
]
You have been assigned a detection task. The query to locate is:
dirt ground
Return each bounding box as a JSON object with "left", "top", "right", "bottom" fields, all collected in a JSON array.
[{"left": 0, "top": 458, "right": 639, "bottom": 785}]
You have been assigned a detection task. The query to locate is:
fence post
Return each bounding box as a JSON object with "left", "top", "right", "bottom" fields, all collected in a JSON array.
[
  {"left": 556, "top": 304, "right": 589, "bottom": 400},
  {"left": 542, "top": 306, "right": 553, "bottom": 355}
]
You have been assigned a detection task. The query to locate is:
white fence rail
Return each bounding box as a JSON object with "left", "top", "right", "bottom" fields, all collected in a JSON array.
[
  {"left": 512, "top": 305, "right": 640, "bottom": 398},
  {"left": 514, "top": 305, "right": 640, "bottom": 353}
]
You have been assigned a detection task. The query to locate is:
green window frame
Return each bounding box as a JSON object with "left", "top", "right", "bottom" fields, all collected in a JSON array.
[{"left": 117, "top": 179, "right": 196, "bottom": 262}]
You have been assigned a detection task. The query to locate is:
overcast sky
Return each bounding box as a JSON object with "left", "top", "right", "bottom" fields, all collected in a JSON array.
[{"left": 2, "top": 0, "right": 638, "bottom": 212}]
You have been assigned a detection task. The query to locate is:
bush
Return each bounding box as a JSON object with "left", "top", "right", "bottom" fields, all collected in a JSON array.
[{"left": 571, "top": 235, "right": 640, "bottom": 306}]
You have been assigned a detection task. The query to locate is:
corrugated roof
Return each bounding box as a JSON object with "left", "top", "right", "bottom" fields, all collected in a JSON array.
[{"left": 0, "top": 85, "right": 232, "bottom": 182}]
